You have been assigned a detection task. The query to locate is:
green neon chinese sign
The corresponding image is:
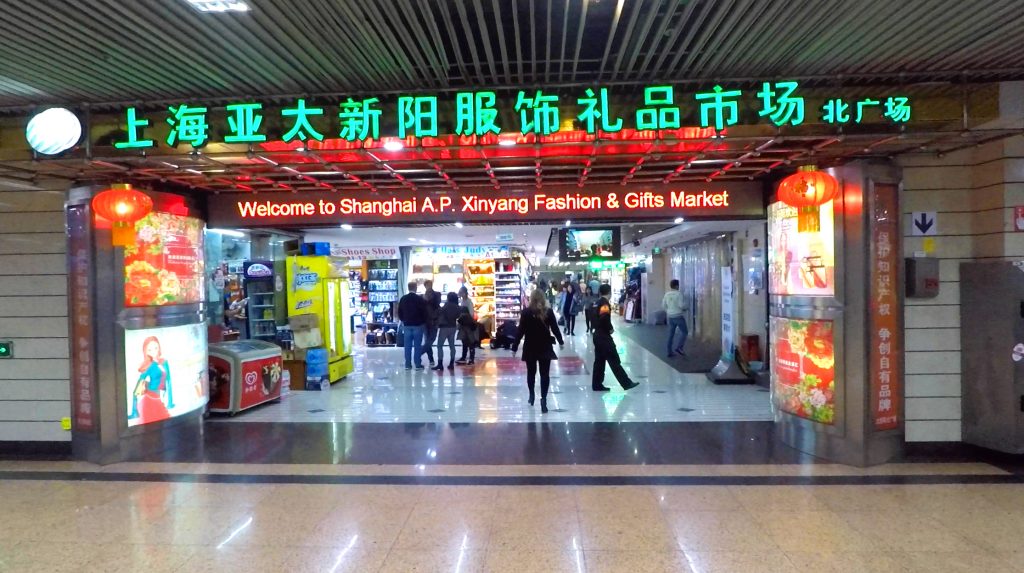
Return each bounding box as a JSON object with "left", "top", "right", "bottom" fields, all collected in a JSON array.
[{"left": 106, "top": 82, "right": 913, "bottom": 150}]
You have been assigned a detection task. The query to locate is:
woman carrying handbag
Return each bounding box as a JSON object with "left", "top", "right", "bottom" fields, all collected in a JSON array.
[{"left": 512, "top": 289, "right": 565, "bottom": 413}]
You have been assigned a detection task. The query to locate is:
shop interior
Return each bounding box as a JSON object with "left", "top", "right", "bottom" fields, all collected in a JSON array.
[{"left": 198, "top": 219, "right": 774, "bottom": 424}]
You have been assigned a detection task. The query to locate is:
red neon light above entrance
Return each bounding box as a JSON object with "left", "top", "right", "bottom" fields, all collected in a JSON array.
[{"left": 257, "top": 127, "right": 721, "bottom": 164}]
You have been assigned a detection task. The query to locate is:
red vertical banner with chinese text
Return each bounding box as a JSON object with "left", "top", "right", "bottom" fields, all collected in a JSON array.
[
  {"left": 67, "top": 205, "right": 96, "bottom": 432},
  {"left": 870, "top": 183, "right": 901, "bottom": 431}
]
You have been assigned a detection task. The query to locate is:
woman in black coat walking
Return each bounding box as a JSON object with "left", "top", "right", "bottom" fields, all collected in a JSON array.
[{"left": 513, "top": 288, "right": 565, "bottom": 413}]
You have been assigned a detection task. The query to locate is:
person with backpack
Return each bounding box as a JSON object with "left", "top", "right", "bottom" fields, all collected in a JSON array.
[
  {"left": 512, "top": 289, "right": 564, "bottom": 413},
  {"left": 434, "top": 292, "right": 462, "bottom": 372},
  {"left": 455, "top": 304, "right": 479, "bottom": 365}
]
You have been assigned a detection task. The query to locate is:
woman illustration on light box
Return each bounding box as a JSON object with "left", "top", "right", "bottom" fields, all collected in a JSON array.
[{"left": 129, "top": 336, "right": 174, "bottom": 424}]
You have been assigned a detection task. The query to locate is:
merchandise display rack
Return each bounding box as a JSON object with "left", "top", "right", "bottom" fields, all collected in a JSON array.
[
  {"left": 365, "top": 259, "right": 399, "bottom": 346},
  {"left": 347, "top": 269, "right": 365, "bottom": 315},
  {"left": 464, "top": 258, "right": 495, "bottom": 323},
  {"left": 494, "top": 259, "right": 523, "bottom": 322}
]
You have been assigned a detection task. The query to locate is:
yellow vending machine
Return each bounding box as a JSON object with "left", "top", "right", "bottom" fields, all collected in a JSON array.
[{"left": 286, "top": 255, "right": 354, "bottom": 383}]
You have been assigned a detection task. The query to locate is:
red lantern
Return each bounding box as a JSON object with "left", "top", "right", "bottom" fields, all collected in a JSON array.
[
  {"left": 91, "top": 183, "right": 153, "bottom": 246},
  {"left": 777, "top": 166, "right": 838, "bottom": 233}
]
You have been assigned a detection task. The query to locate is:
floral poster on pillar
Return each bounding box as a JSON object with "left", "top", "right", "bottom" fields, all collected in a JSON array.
[
  {"left": 124, "top": 212, "right": 205, "bottom": 307},
  {"left": 770, "top": 316, "right": 836, "bottom": 424}
]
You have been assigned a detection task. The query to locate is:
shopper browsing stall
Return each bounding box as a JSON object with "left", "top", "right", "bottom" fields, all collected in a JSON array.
[
  {"left": 397, "top": 282, "right": 428, "bottom": 370},
  {"left": 421, "top": 280, "right": 442, "bottom": 367},
  {"left": 662, "top": 279, "right": 689, "bottom": 358}
]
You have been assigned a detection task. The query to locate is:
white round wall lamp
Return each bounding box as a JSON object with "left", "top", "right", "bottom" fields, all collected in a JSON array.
[{"left": 26, "top": 107, "right": 82, "bottom": 155}]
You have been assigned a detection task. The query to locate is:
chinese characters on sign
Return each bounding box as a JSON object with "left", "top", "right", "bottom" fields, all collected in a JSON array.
[
  {"left": 871, "top": 183, "right": 902, "bottom": 431},
  {"left": 67, "top": 205, "right": 96, "bottom": 432},
  {"left": 109, "top": 82, "right": 913, "bottom": 149}
]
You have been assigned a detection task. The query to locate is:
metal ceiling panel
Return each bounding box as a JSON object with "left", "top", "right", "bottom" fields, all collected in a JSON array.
[{"left": 0, "top": 0, "right": 1021, "bottom": 108}]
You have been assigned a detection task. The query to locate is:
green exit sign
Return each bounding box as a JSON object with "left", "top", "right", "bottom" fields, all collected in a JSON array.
[{"left": 0, "top": 341, "right": 11, "bottom": 359}]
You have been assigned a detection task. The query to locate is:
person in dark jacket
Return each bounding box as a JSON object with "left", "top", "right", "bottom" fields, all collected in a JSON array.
[
  {"left": 582, "top": 285, "right": 599, "bottom": 333},
  {"left": 397, "top": 281, "right": 428, "bottom": 370},
  {"left": 561, "top": 282, "right": 584, "bottom": 336},
  {"left": 434, "top": 292, "right": 462, "bottom": 371},
  {"left": 592, "top": 283, "right": 639, "bottom": 392},
  {"left": 456, "top": 305, "right": 478, "bottom": 365},
  {"left": 513, "top": 289, "right": 565, "bottom": 413},
  {"left": 420, "top": 280, "right": 442, "bottom": 367}
]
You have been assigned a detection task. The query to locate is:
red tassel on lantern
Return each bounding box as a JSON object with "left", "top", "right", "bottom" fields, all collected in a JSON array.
[
  {"left": 777, "top": 166, "right": 839, "bottom": 233},
  {"left": 91, "top": 183, "right": 153, "bottom": 246}
]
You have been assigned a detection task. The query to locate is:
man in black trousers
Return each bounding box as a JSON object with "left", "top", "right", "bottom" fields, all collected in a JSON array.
[
  {"left": 420, "top": 279, "right": 442, "bottom": 367},
  {"left": 591, "top": 284, "right": 639, "bottom": 392}
]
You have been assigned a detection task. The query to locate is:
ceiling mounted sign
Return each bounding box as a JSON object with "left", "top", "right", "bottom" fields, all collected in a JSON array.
[
  {"left": 206, "top": 181, "right": 765, "bottom": 228},
  {"left": 84, "top": 82, "right": 912, "bottom": 152}
]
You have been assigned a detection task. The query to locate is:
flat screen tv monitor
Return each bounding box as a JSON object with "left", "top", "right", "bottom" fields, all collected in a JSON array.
[{"left": 559, "top": 227, "right": 621, "bottom": 261}]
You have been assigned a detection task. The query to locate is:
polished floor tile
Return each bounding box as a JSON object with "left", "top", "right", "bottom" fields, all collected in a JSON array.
[
  {"left": 667, "top": 510, "right": 779, "bottom": 552},
  {"left": 837, "top": 509, "right": 978, "bottom": 552},
  {"left": 577, "top": 509, "right": 679, "bottom": 552},
  {"left": 783, "top": 551, "right": 911, "bottom": 573},
  {"left": 84, "top": 543, "right": 200, "bottom": 573},
  {"left": 584, "top": 550, "right": 694, "bottom": 573},
  {"left": 2, "top": 479, "right": 1024, "bottom": 572},
  {"left": 211, "top": 328, "right": 772, "bottom": 425},
  {"left": 281, "top": 544, "right": 390, "bottom": 573},
  {"left": 485, "top": 548, "right": 584, "bottom": 573},
  {"left": 682, "top": 550, "right": 799, "bottom": 573},
  {"left": 752, "top": 510, "right": 883, "bottom": 553},
  {"left": 378, "top": 548, "right": 487, "bottom": 573},
  {"left": 175, "top": 546, "right": 292, "bottom": 573}
]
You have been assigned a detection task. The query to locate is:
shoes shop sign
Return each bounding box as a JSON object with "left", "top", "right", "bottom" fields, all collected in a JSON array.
[
  {"left": 329, "top": 246, "right": 399, "bottom": 258},
  {"left": 207, "top": 181, "right": 764, "bottom": 227}
]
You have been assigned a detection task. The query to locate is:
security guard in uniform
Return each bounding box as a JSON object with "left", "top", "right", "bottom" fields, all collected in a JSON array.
[{"left": 591, "top": 284, "right": 640, "bottom": 392}]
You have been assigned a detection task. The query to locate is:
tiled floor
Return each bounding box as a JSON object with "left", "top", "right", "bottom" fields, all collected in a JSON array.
[
  {"left": 2, "top": 477, "right": 1023, "bottom": 572},
  {"left": 214, "top": 328, "right": 772, "bottom": 424}
]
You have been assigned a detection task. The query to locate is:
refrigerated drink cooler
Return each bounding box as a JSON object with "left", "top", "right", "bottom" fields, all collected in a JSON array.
[
  {"left": 960, "top": 261, "right": 1024, "bottom": 454},
  {"left": 208, "top": 340, "right": 283, "bottom": 415}
]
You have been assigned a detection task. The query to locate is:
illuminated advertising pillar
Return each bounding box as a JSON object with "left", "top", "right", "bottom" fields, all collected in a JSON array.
[
  {"left": 68, "top": 186, "right": 208, "bottom": 464},
  {"left": 768, "top": 160, "right": 903, "bottom": 466}
]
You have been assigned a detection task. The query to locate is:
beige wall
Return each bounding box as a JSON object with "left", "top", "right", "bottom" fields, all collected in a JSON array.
[
  {"left": 0, "top": 179, "right": 71, "bottom": 442},
  {"left": 899, "top": 133, "right": 1024, "bottom": 442},
  {"left": 736, "top": 225, "right": 767, "bottom": 361}
]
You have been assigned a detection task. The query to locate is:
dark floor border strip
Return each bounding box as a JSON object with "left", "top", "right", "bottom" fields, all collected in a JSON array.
[{"left": 1, "top": 470, "right": 1022, "bottom": 487}]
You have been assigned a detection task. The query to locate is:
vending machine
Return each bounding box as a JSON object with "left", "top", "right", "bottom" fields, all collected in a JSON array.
[
  {"left": 285, "top": 255, "right": 354, "bottom": 383},
  {"left": 243, "top": 260, "right": 277, "bottom": 341}
]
